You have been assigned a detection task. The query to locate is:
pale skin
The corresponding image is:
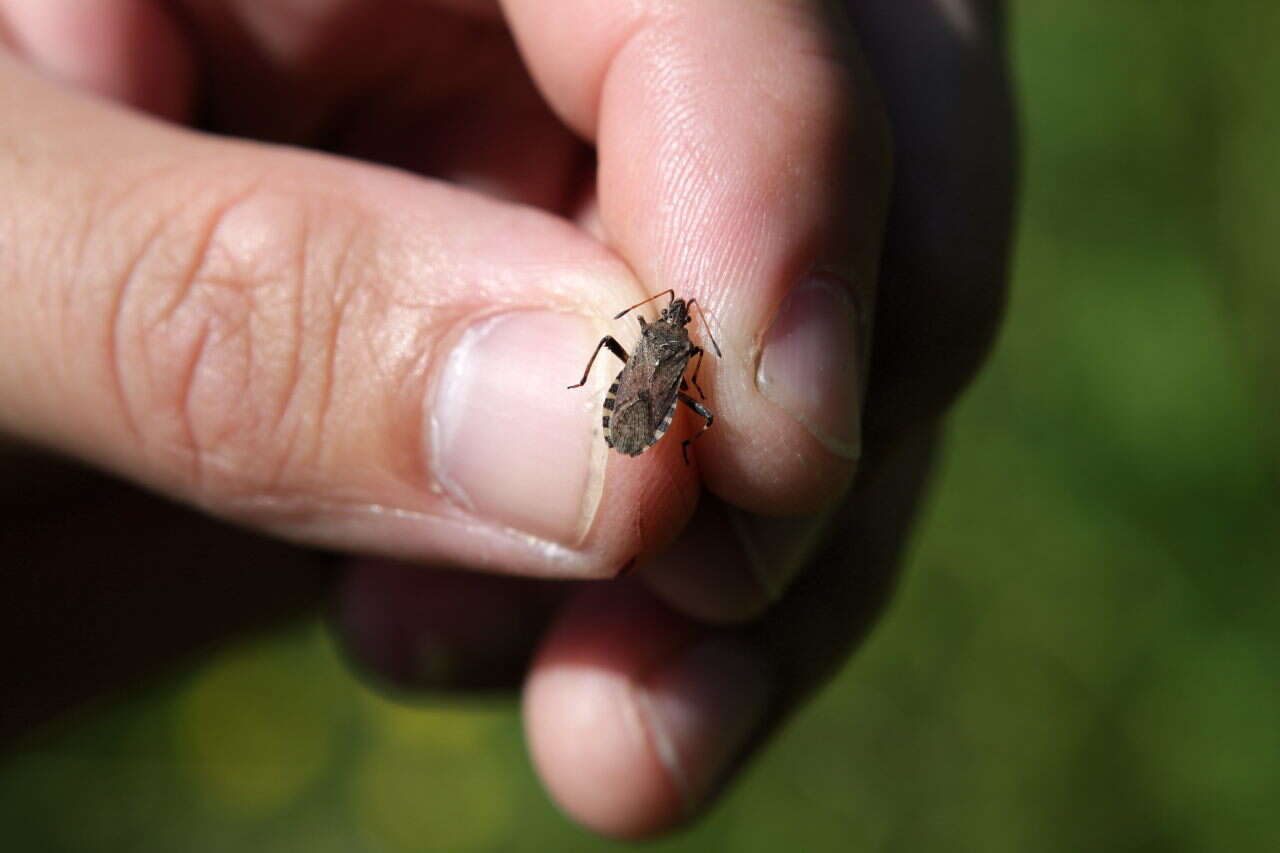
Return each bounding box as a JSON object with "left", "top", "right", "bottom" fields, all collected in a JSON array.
[{"left": 0, "top": 0, "right": 1014, "bottom": 839}]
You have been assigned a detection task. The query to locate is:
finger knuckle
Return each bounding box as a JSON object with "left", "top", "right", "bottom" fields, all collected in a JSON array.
[{"left": 113, "top": 177, "right": 360, "bottom": 505}]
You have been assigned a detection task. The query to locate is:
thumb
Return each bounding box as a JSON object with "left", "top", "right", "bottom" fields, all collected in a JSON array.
[{"left": 0, "top": 53, "right": 695, "bottom": 577}]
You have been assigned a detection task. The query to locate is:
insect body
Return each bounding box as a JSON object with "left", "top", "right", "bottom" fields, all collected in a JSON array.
[{"left": 567, "top": 290, "right": 721, "bottom": 464}]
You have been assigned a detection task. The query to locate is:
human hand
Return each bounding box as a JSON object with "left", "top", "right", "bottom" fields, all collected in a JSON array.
[{"left": 0, "top": 0, "right": 1014, "bottom": 839}]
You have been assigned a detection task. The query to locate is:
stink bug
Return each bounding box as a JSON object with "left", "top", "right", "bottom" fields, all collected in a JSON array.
[{"left": 568, "top": 290, "right": 722, "bottom": 464}]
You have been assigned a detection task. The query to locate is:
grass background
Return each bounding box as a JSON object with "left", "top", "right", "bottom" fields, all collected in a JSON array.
[{"left": 4, "top": 2, "right": 1279, "bottom": 850}]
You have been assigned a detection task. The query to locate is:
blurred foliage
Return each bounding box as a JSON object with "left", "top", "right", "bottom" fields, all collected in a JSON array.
[{"left": 3, "top": 2, "right": 1279, "bottom": 850}]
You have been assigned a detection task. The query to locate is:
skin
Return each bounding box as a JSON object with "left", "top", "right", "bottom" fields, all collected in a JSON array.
[{"left": 0, "top": 0, "right": 1015, "bottom": 839}]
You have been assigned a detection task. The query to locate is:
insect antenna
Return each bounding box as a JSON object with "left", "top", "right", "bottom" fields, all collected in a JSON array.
[
  {"left": 612, "top": 289, "right": 675, "bottom": 320},
  {"left": 685, "top": 299, "right": 723, "bottom": 357}
]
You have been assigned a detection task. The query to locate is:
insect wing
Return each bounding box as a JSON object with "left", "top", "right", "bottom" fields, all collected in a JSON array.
[
  {"left": 603, "top": 328, "right": 684, "bottom": 456},
  {"left": 608, "top": 392, "right": 656, "bottom": 455}
]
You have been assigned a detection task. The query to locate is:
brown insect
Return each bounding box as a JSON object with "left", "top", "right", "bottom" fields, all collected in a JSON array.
[{"left": 568, "top": 290, "right": 721, "bottom": 464}]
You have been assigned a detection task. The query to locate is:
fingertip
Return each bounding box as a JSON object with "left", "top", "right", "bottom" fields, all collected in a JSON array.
[
  {"left": 524, "top": 584, "right": 692, "bottom": 836},
  {"left": 692, "top": 266, "right": 871, "bottom": 516},
  {"left": 524, "top": 583, "right": 774, "bottom": 837},
  {"left": 525, "top": 662, "right": 680, "bottom": 838},
  {"left": 695, "top": 414, "right": 858, "bottom": 517},
  {"left": 583, "top": 435, "right": 703, "bottom": 575},
  {"left": 506, "top": 0, "right": 883, "bottom": 519}
]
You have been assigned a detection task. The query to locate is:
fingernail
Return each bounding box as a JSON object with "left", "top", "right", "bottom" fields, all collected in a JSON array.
[
  {"left": 727, "top": 507, "right": 826, "bottom": 603},
  {"left": 641, "top": 500, "right": 824, "bottom": 624},
  {"left": 757, "top": 272, "right": 863, "bottom": 459},
  {"left": 429, "top": 311, "right": 604, "bottom": 545},
  {"left": 636, "top": 637, "right": 773, "bottom": 813}
]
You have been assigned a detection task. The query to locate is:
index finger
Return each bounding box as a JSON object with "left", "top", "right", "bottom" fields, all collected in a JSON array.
[{"left": 502, "top": 0, "right": 889, "bottom": 514}]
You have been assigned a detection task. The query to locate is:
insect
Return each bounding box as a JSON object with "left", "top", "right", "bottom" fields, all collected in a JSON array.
[{"left": 568, "top": 289, "right": 722, "bottom": 464}]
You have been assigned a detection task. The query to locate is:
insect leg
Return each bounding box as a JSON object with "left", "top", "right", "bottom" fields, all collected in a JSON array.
[
  {"left": 567, "top": 336, "right": 629, "bottom": 389},
  {"left": 685, "top": 299, "right": 723, "bottom": 357},
  {"left": 686, "top": 347, "right": 707, "bottom": 399},
  {"left": 677, "top": 392, "right": 714, "bottom": 465},
  {"left": 613, "top": 289, "right": 675, "bottom": 320}
]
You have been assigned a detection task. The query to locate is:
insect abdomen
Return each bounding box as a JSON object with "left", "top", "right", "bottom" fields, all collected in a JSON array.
[
  {"left": 602, "top": 381, "right": 618, "bottom": 448},
  {"left": 603, "top": 375, "right": 681, "bottom": 457}
]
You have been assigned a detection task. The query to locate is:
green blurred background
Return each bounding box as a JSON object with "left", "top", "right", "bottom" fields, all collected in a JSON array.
[{"left": 4, "top": 3, "right": 1279, "bottom": 850}]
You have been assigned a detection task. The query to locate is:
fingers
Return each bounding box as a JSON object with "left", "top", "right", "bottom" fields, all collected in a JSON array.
[
  {"left": 522, "top": 425, "right": 936, "bottom": 838},
  {"left": 0, "top": 0, "right": 192, "bottom": 119},
  {"left": 521, "top": 0, "right": 1016, "bottom": 836},
  {"left": 852, "top": 0, "right": 1016, "bottom": 440},
  {"left": 335, "top": 560, "right": 567, "bottom": 692},
  {"left": 753, "top": 425, "right": 940, "bottom": 699},
  {"left": 0, "top": 54, "right": 695, "bottom": 578},
  {"left": 638, "top": 494, "right": 825, "bottom": 624},
  {"left": 503, "top": 0, "right": 891, "bottom": 514},
  {"left": 524, "top": 581, "right": 774, "bottom": 837},
  {"left": 162, "top": 0, "right": 591, "bottom": 212},
  {"left": 631, "top": 0, "right": 1016, "bottom": 624}
]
